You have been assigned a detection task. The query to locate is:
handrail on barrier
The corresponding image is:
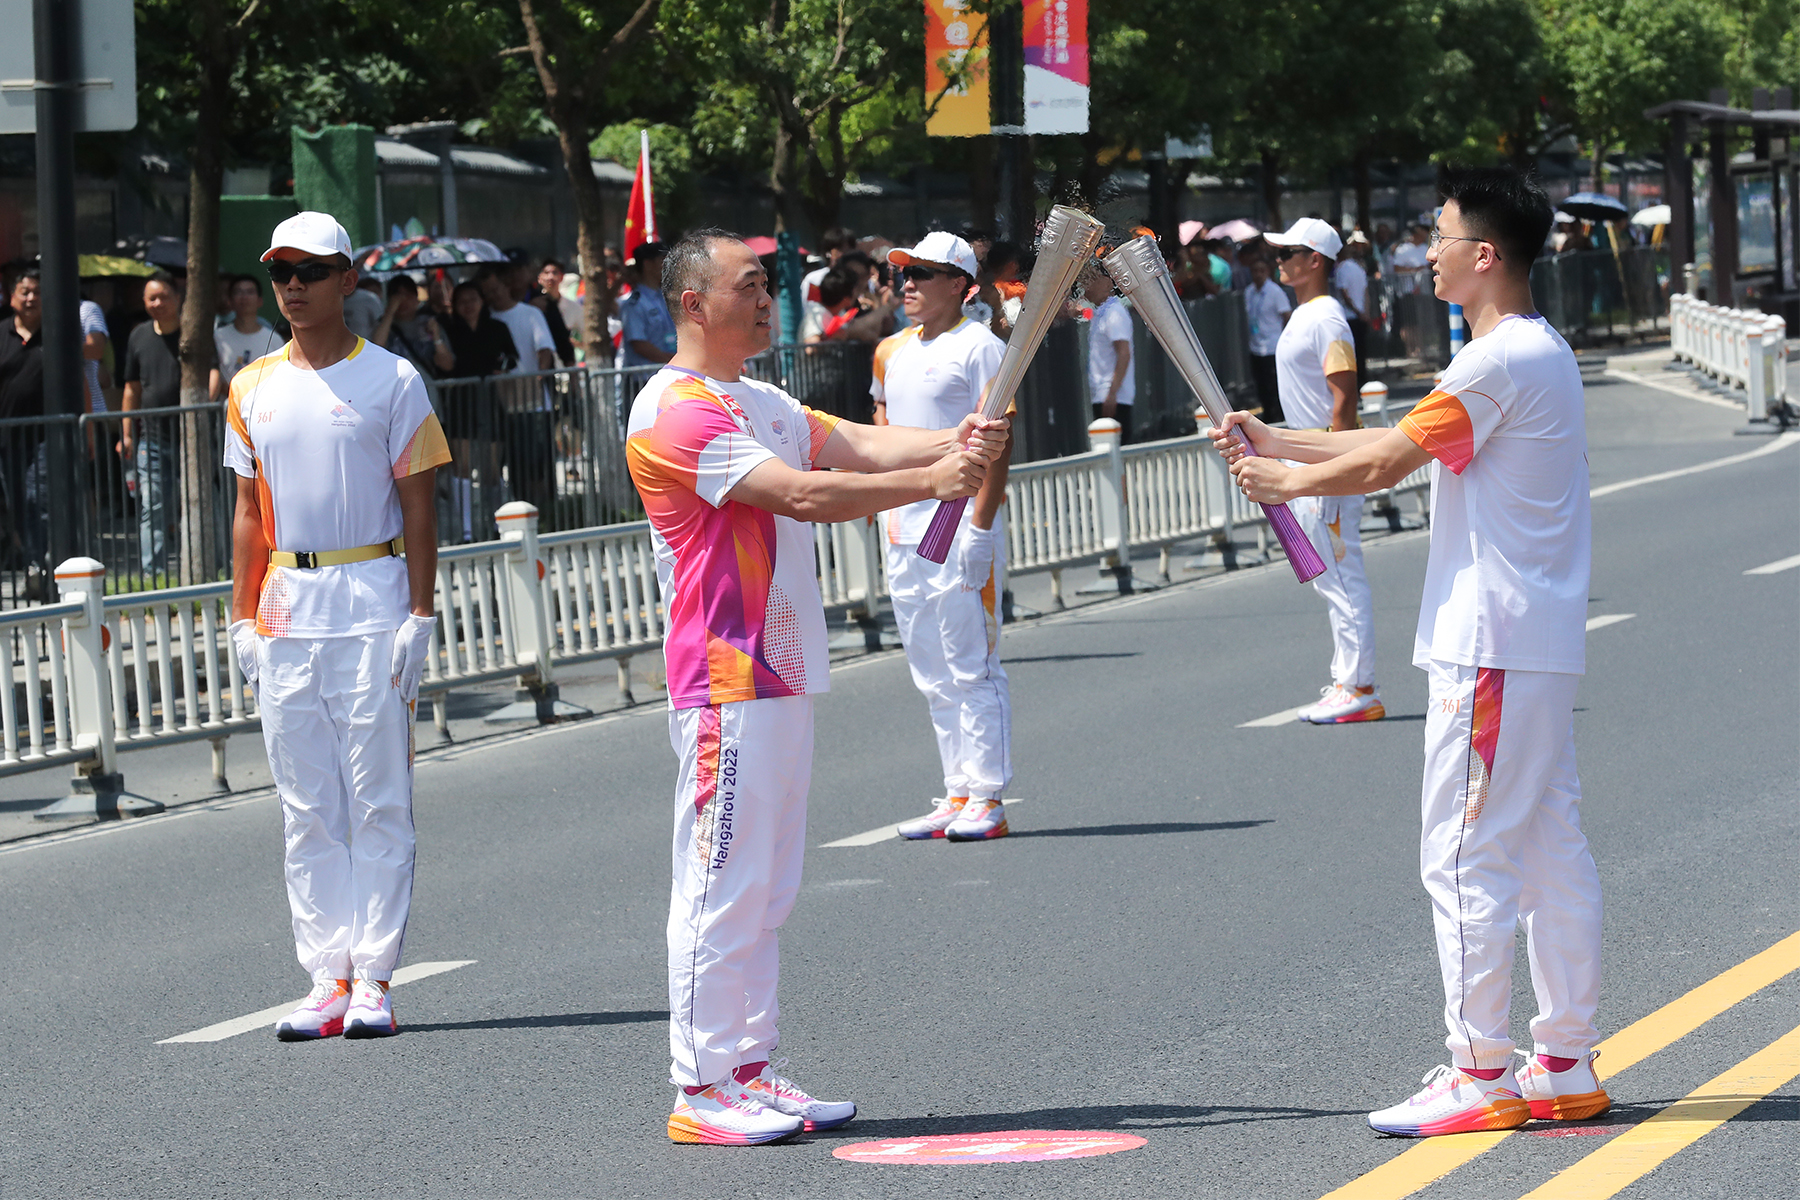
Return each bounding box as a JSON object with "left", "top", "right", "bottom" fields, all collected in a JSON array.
[
  {"left": 1669, "top": 293, "right": 1790, "bottom": 422},
  {"left": 13, "top": 419, "right": 1434, "bottom": 820}
]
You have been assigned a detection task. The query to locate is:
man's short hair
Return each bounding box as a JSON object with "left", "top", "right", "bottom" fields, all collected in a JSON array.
[
  {"left": 661, "top": 227, "right": 743, "bottom": 324},
  {"left": 818, "top": 264, "right": 859, "bottom": 309},
  {"left": 1438, "top": 166, "right": 1553, "bottom": 273},
  {"left": 540, "top": 257, "right": 564, "bottom": 273},
  {"left": 10, "top": 266, "right": 40, "bottom": 293},
  {"left": 837, "top": 250, "right": 874, "bottom": 273},
  {"left": 231, "top": 273, "right": 264, "bottom": 297},
  {"left": 818, "top": 227, "right": 856, "bottom": 254},
  {"left": 385, "top": 274, "right": 416, "bottom": 298},
  {"left": 985, "top": 240, "right": 1021, "bottom": 272},
  {"left": 144, "top": 270, "right": 181, "bottom": 294}
]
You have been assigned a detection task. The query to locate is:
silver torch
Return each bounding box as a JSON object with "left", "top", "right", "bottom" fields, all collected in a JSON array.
[
  {"left": 1100, "top": 235, "right": 1326, "bottom": 583},
  {"left": 917, "top": 204, "right": 1106, "bottom": 564}
]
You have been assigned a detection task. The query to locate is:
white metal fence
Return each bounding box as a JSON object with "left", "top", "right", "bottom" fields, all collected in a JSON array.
[
  {"left": 1669, "top": 293, "right": 1791, "bottom": 420},
  {"left": 15, "top": 417, "right": 1433, "bottom": 817}
]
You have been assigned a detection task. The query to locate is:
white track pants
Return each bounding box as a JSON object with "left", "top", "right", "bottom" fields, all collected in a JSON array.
[
  {"left": 257, "top": 632, "right": 416, "bottom": 983},
  {"left": 667, "top": 696, "right": 813, "bottom": 1089},
  {"left": 1421, "top": 660, "right": 1601, "bottom": 1068},
  {"left": 886, "top": 533, "right": 1012, "bottom": 801},
  {"left": 1293, "top": 493, "right": 1375, "bottom": 688}
]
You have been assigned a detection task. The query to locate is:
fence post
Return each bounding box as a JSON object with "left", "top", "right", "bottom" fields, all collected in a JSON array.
[
  {"left": 1193, "top": 405, "right": 1238, "bottom": 568},
  {"left": 1086, "top": 418, "right": 1132, "bottom": 594},
  {"left": 837, "top": 514, "right": 887, "bottom": 651},
  {"left": 485, "top": 501, "right": 590, "bottom": 724},
  {"left": 33, "top": 558, "right": 162, "bottom": 819}
]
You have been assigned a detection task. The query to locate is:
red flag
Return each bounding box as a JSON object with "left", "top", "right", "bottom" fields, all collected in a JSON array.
[{"left": 623, "top": 128, "right": 658, "bottom": 261}]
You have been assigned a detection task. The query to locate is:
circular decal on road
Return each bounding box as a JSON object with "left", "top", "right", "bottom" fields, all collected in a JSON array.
[{"left": 832, "top": 1130, "right": 1146, "bottom": 1165}]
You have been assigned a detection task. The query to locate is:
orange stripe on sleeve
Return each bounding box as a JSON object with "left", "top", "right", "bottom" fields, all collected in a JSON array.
[
  {"left": 1323, "top": 339, "right": 1356, "bottom": 376},
  {"left": 1399, "top": 389, "right": 1476, "bottom": 475},
  {"left": 393, "top": 412, "right": 453, "bottom": 478}
]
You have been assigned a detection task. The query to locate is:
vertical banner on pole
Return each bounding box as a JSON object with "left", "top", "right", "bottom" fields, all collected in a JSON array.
[
  {"left": 925, "top": 0, "right": 990, "bottom": 137},
  {"left": 1023, "top": 0, "right": 1088, "bottom": 135}
]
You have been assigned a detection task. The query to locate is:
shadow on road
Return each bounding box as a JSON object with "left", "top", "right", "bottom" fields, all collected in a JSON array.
[
  {"left": 804, "top": 1100, "right": 1364, "bottom": 1140},
  {"left": 1012, "top": 819, "right": 1273, "bottom": 839},
  {"left": 403, "top": 1009, "right": 667, "bottom": 1034}
]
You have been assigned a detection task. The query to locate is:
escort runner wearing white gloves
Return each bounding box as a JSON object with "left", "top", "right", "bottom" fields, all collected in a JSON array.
[
  {"left": 1213, "top": 169, "right": 1605, "bottom": 1137},
  {"left": 1265, "top": 218, "right": 1383, "bottom": 725},
  {"left": 871, "top": 232, "right": 1014, "bottom": 842},
  {"left": 627, "top": 230, "right": 1005, "bottom": 1145},
  {"left": 225, "top": 212, "right": 451, "bottom": 1042}
]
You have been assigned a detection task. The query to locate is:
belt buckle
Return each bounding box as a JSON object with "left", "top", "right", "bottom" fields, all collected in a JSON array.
[{"left": 294, "top": 551, "right": 316, "bottom": 568}]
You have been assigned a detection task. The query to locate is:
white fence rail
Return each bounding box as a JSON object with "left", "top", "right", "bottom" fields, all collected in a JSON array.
[
  {"left": 17, "top": 418, "right": 1432, "bottom": 817},
  {"left": 1670, "top": 293, "right": 1790, "bottom": 419}
]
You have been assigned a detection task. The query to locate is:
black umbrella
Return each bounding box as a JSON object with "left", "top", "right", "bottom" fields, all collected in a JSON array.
[{"left": 1557, "top": 192, "right": 1629, "bottom": 223}]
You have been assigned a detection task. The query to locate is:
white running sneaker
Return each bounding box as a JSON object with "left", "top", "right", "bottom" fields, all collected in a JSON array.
[
  {"left": 897, "top": 797, "right": 966, "bottom": 840},
  {"left": 275, "top": 979, "right": 351, "bottom": 1041},
  {"left": 1299, "top": 684, "right": 1385, "bottom": 724},
  {"left": 1515, "top": 1050, "right": 1610, "bottom": 1121},
  {"left": 945, "top": 797, "right": 1009, "bottom": 841},
  {"left": 668, "top": 1078, "right": 804, "bottom": 1145},
  {"left": 745, "top": 1058, "right": 857, "bottom": 1131},
  {"left": 1367, "top": 1064, "right": 1530, "bottom": 1137},
  {"left": 342, "top": 978, "right": 398, "bottom": 1039}
]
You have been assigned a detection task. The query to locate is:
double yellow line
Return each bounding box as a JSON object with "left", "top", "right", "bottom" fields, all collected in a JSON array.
[{"left": 1320, "top": 929, "right": 1800, "bottom": 1200}]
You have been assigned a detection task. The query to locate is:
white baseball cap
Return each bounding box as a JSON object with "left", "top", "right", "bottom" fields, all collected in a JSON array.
[
  {"left": 1264, "top": 217, "right": 1342, "bottom": 262},
  {"left": 261, "top": 211, "right": 354, "bottom": 263},
  {"left": 887, "top": 231, "right": 978, "bottom": 279}
]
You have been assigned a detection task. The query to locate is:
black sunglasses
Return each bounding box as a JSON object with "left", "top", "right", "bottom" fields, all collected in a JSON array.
[
  {"left": 1272, "top": 246, "right": 1306, "bottom": 261},
  {"left": 267, "top": 260, "right": 344, "bottom": 286},
  {"left": 901, "top": 265, "right": 954, "bottom": 283}
]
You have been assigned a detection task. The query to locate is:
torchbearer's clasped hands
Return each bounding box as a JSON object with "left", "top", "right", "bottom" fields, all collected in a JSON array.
[
  {"left": 1207, "top": 409, "right": 1301, "bottom": 506},
  {"left": 927, "top": 414, "right": 1010, "bottom": 502}
]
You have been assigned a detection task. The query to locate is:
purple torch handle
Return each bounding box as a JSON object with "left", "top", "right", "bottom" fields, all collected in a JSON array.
[
  {"left": 1237, "top": 437, "right": 1327, "bottom": 582},
  {"left": 917, "top": 496, "right": 967, "bottom": 563}
]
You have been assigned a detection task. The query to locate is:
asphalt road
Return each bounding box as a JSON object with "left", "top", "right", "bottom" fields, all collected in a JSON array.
[{"left": 1, "top": 373, "right": 1795, "bottom": 1200}]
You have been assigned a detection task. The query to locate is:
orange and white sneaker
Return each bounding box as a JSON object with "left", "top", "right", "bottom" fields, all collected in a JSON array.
[
  {"left": 945, "top": 798, "right": 1009, "bottom": 841},
  {"left": 1367, "top": 1064, "right": 1530, "bottom": 1136},
  {"left": 275, "top": 979, "right": 351, "bottom": 1041},
  {"left": 342, "top": 978, "right": 398, "bottom": 1039},
  {"left": 668, "top": 1079, "right": 803, "bottom": 1145},
  {"left": 1516, "top": 1050, "right": 1610, "bottom": 1121},
  {"left": 745, "top": 1058, "right": 857, "bottom": 1131},
  {"left": 1299, "top": 684, "right": 1385, "bottom": 724},
  {"left": 897, "top": 797, "right": 966, "bottom": 840}
]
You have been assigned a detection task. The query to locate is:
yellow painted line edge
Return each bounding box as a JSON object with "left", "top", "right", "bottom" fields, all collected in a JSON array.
[
  {"left": 157, "top": 959, "right": 477, "bottom": 1044},
  {"left": 1519, "top": 1019, "right": 1800, "bottom": 1200},
  {"left": 1313, "top": 927, "right": 1800, "bottom": 1200}
]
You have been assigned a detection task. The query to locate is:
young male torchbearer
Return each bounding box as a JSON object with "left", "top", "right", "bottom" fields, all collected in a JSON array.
[
  {"left": 871, "top": 232, "right": 1015, "bottom": 842},
  {"left": 1211, "top": 169, "right": 1608, "bottom": 1136},
  {"left": 225, "top": 213, "right": 451, "bottom": 1041},
  {"left": 625, "top": 229, "right": 1006, "bottom": 1145},
  {"left": 1263, "top": 217, "right": 1383, "bottom": 725}
]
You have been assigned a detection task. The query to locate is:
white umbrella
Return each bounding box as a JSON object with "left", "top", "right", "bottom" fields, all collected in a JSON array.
[{"left": 1630, "top": 204, "right": 1672, "bottom": 227}]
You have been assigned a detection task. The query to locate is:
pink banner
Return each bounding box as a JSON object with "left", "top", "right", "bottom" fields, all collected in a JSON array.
[{"left": 1023, "top": 0, "right": 1088, "bottom": 134}]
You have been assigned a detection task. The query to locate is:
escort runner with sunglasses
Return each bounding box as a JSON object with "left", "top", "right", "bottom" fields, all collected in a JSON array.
[
  {"left": 266, "top": 259, "right": 344, "bottom": 286},
  {"left": 901, "top": 264, "right": 957, "bottom": 283}
]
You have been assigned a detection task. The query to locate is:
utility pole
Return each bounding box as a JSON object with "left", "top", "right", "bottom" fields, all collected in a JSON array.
[
  {"left": 32, "top": 0, "right": 86, "bottom": 571},
  {"left": 988, "top": 4, "right": 1033, "bottom": 243}
]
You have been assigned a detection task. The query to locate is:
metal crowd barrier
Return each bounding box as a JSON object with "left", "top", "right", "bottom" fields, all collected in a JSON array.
[{"left": 1669, "top": 294, "right": 1791, "bottom": 420}]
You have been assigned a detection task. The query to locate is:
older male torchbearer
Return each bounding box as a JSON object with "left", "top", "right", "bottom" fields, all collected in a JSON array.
[
  {"left": 225, "top": 212, "right": 451, "bottom": 1042},
  {"left": 626, "top": 229, "right": 1007, "bottom": 1146}
]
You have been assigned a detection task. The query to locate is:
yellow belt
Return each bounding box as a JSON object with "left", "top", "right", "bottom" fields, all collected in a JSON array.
[{"left": 270, "top": 538, "right": 405, "bottom": 569}]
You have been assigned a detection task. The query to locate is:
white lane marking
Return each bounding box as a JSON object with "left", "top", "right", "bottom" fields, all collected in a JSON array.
[
  {"left": 1745, "top": 554, "right": 1800, "bottom": 576},
  {"left": 156, "top": 960, "right": 476, "bottom": 1044},
  {"left": 1586, "top": 613, "right": 1637, "bottom": 631},
  {"left": 820, "top": 799, "right": 1027, "bottom": 848},
  {"left": 1239, "top": 706, "right": 1305, "bottom": 728},
  {"left": 1589, "top": 433, "right": 1799, "bottom": 499},
  {"left": 1602, "top": 367, "right": 1745, "bottom": 410}
]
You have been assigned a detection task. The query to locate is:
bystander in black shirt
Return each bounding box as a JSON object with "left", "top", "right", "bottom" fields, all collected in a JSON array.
[
  {"left": 445, "top": 311, "right": 520, "bottom": 379},
  {"left": 0, "top": 315, "right": 44, "bottom": 423},
  {"left": 122, "top": 321, "right": 183, "bottom": 410},
  {"left": 532, "top": 289, "right": 576, "bottom": 366}
]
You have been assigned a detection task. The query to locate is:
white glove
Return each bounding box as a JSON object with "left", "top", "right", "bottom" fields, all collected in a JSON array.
[
  {"left": 229, "top": 619, "right": 260, "bottom": 692},
  {"left": 959, "top": 523, "right": 999, "bottom": 593},
  {"left": 390, "top": 613, "right": 438, "bottom": 703}
]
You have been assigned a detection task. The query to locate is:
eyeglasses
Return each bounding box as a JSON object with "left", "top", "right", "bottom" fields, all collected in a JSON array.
[
  {"left": 267, "top": 260, "right": 343, "bottom": 285},
  {"left": 901, "top": 265, "right": 952, "bottom": 283},
  {"left": 1427, "top": 230, "right": 1501, "bottom": 260},
  {"left": 1272, "top": 246, "right": 1306, "bottom": 261}
]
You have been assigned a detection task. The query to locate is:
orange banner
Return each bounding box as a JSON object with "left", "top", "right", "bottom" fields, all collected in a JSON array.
[{"left": 925, "top": 1, "right": 990, "bottom": 138}]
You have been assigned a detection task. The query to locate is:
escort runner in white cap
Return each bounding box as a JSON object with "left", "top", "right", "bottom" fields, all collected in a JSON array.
[
  {"left": 1263, "top": 216, "right": 1384, "bottom": 724},
  {"left": 626, "top": 228, "right": 1007, "bottom": 1145},
  {"left": 1212, "top": 167, "right": 1605, "bottom": 1137},
  {"left": 226, "top": 211, "right": 452, "bottom": 1040},
  {"left": 874, "top": 233, "right": 1014, "bottom": 841}
]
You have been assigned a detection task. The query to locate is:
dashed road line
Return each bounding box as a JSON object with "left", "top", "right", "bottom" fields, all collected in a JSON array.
[
  {"left": 1589, "top": 432, "right": 1799, "bottom": 499},
  {"left": 1744, "top": 553, "right": 1800, "bottom": 576},
  {"left": 157, "top": 960, "right": 477, "bottom": 1044},
  {"left": 1315, "top": 929, "right": 1800, "bottom": 1200},
  {"left": 820, "top": 799, "right": 1028, "bottom": 848},
  {"left": 1586, "top": 613, "right": 1636, "bottom": 631}
]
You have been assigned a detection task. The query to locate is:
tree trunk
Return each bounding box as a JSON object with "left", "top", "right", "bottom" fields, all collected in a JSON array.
[
  {"left": 557, "top": 121, "right": 614, "bottom": 356},
  {"left": 178, "top": 0, "right": 229, "bottom": 586},
  {"left": 769, "top": 119, "right": 808, "bottom": 236},
  {"left": 967, "top": 135, "right": 996, "bottom": 234},
  {"left": 1260, "top": 147, "right": 1283, "bottom": 231}
]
